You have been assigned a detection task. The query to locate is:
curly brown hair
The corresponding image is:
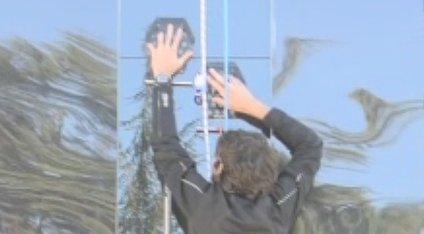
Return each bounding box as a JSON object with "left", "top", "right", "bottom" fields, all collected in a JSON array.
[{"left": 215, "top": 130, "right": 283, "bottom": 200}]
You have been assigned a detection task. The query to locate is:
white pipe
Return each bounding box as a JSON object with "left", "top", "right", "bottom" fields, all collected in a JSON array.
[{"left": 200, "top": 0, "right": 211, "bottom": 174}]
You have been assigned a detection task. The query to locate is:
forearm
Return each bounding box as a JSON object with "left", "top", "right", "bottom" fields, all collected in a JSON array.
[
  {"left": 150, "top": 84, "right": 209, "bottom": 220},
  {"left": 151, "top": 81, "right": 178, "bottom": 142},
  {"left": 263, "top": 108, "right": 322, "bottom": 178},
  {"left": 240, "top": 96, "right": 321, "bottom": 159},
  {"left": 150, "top": 80, "right": 194, "bottom": 182},
  {"left": 234, "top": 99, "right": 271, "bottom": 137},
  {"left": 267, "top": 108, "right": 323, "bottom": 209},
  {"left": 246, "top": 99, "right": 271, "bottom": 120},
  {"left": 146, "top": 23, "right": 197, "bottom": 186},
  {"left": 263, "top": 108, "right": 322, "bottom": 154}
]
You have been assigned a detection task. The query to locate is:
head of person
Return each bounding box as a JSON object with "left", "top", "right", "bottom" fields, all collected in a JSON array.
[{"left": 213, "top": 130, "right": 283, "bottom": 200}]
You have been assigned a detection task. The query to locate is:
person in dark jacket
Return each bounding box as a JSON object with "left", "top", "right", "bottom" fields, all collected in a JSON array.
[{"left": 146, "top": 24, "right": 323, "bottom": 234}]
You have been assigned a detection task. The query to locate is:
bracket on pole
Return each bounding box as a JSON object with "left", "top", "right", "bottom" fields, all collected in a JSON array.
[{"left": 144, "top": 79, "right": 193, "bottom": 87}]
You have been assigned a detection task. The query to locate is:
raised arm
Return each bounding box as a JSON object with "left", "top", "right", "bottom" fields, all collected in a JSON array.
[
  {"left": 147, "top": 24, "right": 208, "bottom": 229},
  {"left": 147, "top": 23, "right": 195, "bottom": 177},
  {"left": 207, "top": 70, "right": 323, "bottom": 213},
  {"left": 262, "top": 108, "right": 322, "bottom": 203}
]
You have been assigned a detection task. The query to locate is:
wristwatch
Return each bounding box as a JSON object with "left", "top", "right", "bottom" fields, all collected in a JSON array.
[
  {"left": 155, "top": 74, "right": 171, "bottom": 84},
  {"left": 154, "top": 74, "right": 172, "bottom": 108}
]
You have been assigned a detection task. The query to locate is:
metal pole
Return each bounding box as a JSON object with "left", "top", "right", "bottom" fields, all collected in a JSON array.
[
  {"left": 223, "top": 0, "right": 229, "bottom": 131},
  {"left": 200, "top": 0, "right": 211, "bottom": 174},
  {"left": 145, "top": 80, "right": 193, "bottom": 87},
  {"left": 162, "top": 1, "right": 209, "bottom": 232},
  {"left": 163, "top": 186, "right": 171, "bottom": 234}
]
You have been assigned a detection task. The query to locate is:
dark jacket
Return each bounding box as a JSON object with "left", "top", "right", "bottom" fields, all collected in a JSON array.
[{"left": 151, "top": 83, "right": 323, "bottom": 234}]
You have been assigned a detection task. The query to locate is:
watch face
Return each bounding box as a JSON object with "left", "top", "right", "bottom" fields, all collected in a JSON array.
[{"left": 156, "top": 75, "right": 170, "bottom": 83}]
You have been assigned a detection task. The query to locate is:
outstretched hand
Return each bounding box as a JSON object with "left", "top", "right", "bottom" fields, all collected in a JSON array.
[
  {"left": 207, "top": 68, "right": 270, "bottom": 120},
  {"left": 146, "top": 24, "right": 194, "bottom": 77}
]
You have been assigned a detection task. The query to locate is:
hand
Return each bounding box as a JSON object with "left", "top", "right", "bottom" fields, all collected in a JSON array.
[
  {"left": 146, "top": 24, "right": 194, "bottom": 77},
  {"left": 207, "top": 68, "right": 270, "bottom": 119}
]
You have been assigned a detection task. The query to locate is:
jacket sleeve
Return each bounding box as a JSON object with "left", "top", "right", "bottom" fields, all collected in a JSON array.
[
  {"left": 262, "top": 108, "right": 323, "bottom": 213},
  {"left": 150, "top": 82, "right": 209, "bottom": 229}
]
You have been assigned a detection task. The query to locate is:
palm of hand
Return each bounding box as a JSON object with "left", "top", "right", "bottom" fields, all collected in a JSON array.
[{"left": 146, "top": 24, "right": 193, "bottom": 77}]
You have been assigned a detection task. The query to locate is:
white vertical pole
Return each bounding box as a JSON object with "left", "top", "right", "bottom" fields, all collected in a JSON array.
[
  {"left": 269, "top": 0, "right": 275, "bottom": 141},
  {"left": 200, "top": 0, "right": 211, "bottom": 174},
  {"left": 163, "top": 1, "right": 209, "bottom": 232},
  {"left": 270, "top": 0, "right": 276, "bottom": 86},
  {"left": 163, "top": 186, "right": 171, "bottom": 234},
  {"left": 223, "top": 0, "right": 229, "bottom": 131}
]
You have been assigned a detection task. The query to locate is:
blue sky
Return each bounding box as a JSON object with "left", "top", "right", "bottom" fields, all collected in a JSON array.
[
  {"left": 1, "top": 0, "right": 422, "bottom": 217},
  {"left": 0, "top": 0, "right": 117, "bottom": 161},
  {"left": 121, "top": 0, "right": 424, "bottom": 206},
  {"left": 276, "top": 0, "right": 424, "bottom": 205},
  {"left": 0, "top": 0, "right": 116, "bottom": 48}
]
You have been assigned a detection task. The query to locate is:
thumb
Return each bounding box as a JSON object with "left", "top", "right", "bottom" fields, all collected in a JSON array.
[
  {"left": 231, "top": 76, "right": 244, "bottom": 86},
  {"left": 146, "top": 43, "right": 154, "bottom": 54},
  {"left": 179, "top": 50, "right": 194, "bottom": 65}
]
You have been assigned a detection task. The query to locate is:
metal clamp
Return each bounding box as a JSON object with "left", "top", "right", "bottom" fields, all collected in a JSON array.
[
  {"left": 144, "top": 79, "right": 193, "bottom": 87},
  {"left": 196, "top": 126, "right": 224, "bottom": 134}
]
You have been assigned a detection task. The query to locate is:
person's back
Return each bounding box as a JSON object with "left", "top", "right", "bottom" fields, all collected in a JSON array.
[
  {"left": 147, "top": 24, "right": 323, "bottom": 233},
  {"left": 189, "top": 184, "right": 290, "bottom": 234},
  {"left": 152, "top": 109, "right": 322, "bottom": 234}
]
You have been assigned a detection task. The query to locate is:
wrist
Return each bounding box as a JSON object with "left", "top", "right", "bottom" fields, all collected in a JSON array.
[
  {"left": 152, "top": 66, "right": 173, "bottom": 78},
  {"left": 248, "top": 100, "right": 270, "bottom": 120},
  {"left": 152, "top": 70, "right": 169, "bottom": 78},
  {"left": 153, "top": 74, "right": 172, "bottom": 84}
]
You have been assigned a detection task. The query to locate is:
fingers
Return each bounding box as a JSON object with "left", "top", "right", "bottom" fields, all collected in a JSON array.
[
  {"left": 209, "top": 68, "right": 238, "bottom": 87},
  {"left": 231, "top": 76, "right": 243, "bottom": 87},
  {"left": 179, "top": 50, "right": 194, "bottom": 65},
  {"left": 209, "top": 68, "right": 241, "bottom": 89},
  {"left": 157, "top": 32, "right": 165, "bottom": 45},
  {"left": 146, "top": 43, "right": 154, "bottom": 54},
  {"left": 208, "top": 68, "right": 225, "bottom": 86},
  {"left": 207, "top": 76, "right": 225, "bottom": 96},
  {"left": 208, "top": 68, "right": 242, "bottom": 97},
  {"left": 165, "top": 24, "right": 174, "bottom": 46},
  {"left": 212, "top": 96, "right": 225, "bottom": 107},
  {"left": 172, "top": 27, "right": 184, "bottom": 49}
]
